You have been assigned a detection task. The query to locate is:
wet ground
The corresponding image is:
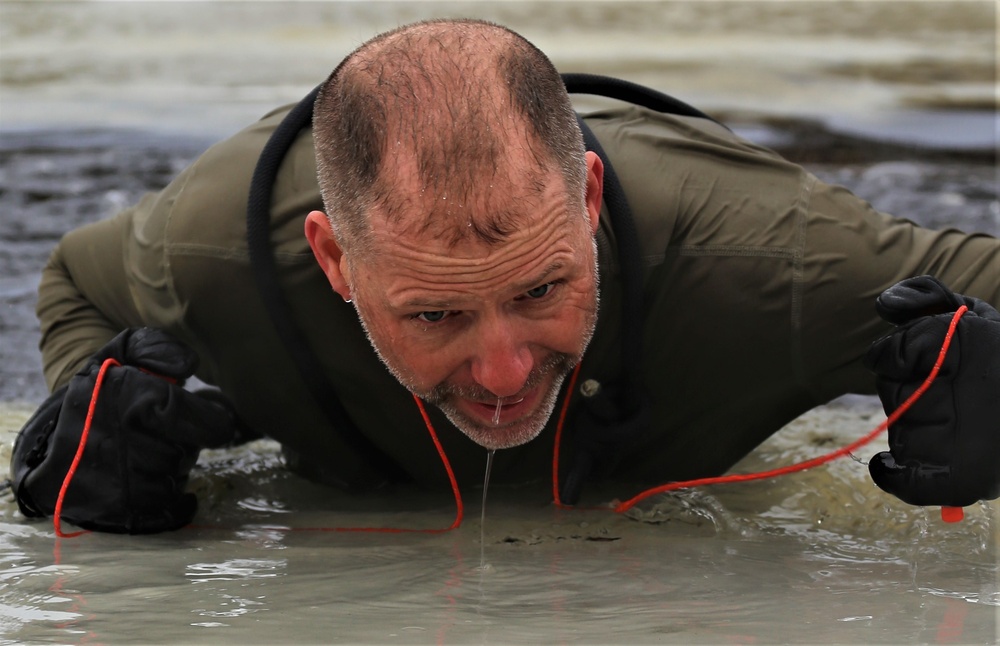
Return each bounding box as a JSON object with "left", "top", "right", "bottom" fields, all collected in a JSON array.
[{"left": 1, "top": 394, "right": 997, "bottom": 644}]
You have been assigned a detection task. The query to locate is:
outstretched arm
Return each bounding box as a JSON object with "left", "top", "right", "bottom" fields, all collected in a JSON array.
[{"left": 797, "top": 178, "right": 999, "bottom": 402}]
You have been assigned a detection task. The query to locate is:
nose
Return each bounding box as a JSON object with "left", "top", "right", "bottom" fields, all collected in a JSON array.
[{"left": 470, "top": 316, "right": 534, "bottom": 398}]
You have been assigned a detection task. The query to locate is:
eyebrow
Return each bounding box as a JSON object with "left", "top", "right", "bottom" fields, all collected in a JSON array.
[
  {"left": 399, "top": 260, "right": 567, "bottom": 310},
  {"left": 509, "top": 260, "right": 566, "bottom": 294}
]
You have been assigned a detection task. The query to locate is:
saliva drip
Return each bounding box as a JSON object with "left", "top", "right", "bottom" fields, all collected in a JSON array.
[
  {"left": 492, "top": 398, "right": 502, "bottom": 426},
  {"left": 478, "top": 449, "right": 496, "bottom": 571},
  {"left": 481, "top": 399, "right": 500, "bottom": 569}
]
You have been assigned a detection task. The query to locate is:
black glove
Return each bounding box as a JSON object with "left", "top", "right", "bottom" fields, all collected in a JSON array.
[
  {"left": 10, "top": 328, "right": 237, "bottom": 534},
  {"left": 865, "top": 275, "right": 1000, "bottom": 508}
]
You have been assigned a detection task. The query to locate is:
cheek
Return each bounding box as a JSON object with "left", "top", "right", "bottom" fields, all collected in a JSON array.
[
  {"left": 550, "top": 282, "right": 599, "bottom": 346},
  {"left": 542, "top": 309, "right": 593, "bottom": 354},
  {"left": 518, "top": 297, "right": 597, "bottom": 359},
  {"left": 353, "top": 283, "right": 465, "bottom": 390},
  {"left": 355, "top": 303, "right": 406, "bottom": 367},
  {"left": 396, "top": 335, "right": 459, "bottom": 380},
  {"left": 370, "top": 317, "right": 467, "bottom": 388}
]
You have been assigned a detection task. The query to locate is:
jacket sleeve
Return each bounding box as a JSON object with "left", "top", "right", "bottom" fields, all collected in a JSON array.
[
  {"left": 36, "top": 203, "right": 148, "bottom": 391},
  {"left": 797, "top": 178, "right": 1000, "bottom": 402},
  {"left": 35, "top": 105, "right": 302, "bottom": 393},
  {"left": 36, "top": 134, "right": 207, "bottom": 392}
]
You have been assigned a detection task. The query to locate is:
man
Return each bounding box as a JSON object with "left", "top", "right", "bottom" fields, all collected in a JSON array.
[{"left": 11, "top": 19, "right": 1000, "bottom": 534}]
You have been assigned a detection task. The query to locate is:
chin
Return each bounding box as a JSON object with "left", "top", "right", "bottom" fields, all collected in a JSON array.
[
  {"left": 453, "top": 419, "right": 548, "bottom": 451},
  {"left": 441, "top": 370, "right": 568, "bottom": 451}
]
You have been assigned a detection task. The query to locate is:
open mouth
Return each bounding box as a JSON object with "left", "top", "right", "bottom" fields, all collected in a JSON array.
[{"left": 464, "top": 391, "right": 534, "bottom": 427}]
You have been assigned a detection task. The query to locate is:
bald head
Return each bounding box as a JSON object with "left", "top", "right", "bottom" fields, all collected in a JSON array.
[{"left": 312, "top": 19, "right": 587, "bottom": 255}]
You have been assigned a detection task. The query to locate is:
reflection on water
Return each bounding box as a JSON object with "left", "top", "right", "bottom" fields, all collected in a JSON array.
[
  {"left": 1, "top": 402, "right": 997, "bottom": 643},
  {"left": 185, "top": 559, "right": 286, "bottom": 583}
]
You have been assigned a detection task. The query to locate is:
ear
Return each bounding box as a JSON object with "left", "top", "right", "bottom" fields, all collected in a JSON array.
[
  {"left": 584, "top": 151, "right": 604, "bottom": 234},
  {"left": 304, "top": 210, "right": 352, "bottom": 302}
]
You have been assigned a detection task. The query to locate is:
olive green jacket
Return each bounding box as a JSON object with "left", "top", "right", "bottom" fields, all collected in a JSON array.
[{"left": 36, "top": 104, "right": 1000, "bottom": 494}]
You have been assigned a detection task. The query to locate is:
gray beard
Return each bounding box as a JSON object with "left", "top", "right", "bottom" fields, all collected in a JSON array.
[
  {"left": 349, "top": 241, "right": 600, "bottom": 449},
  {"left": 351, "top": 305, "right": 595, "bottom": 449},
  {"left": 421, "top": 352, "right": 576, "bottom": 449}
]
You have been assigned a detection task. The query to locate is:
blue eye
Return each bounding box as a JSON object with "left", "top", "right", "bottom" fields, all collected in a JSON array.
[
  {"left": 416, "top": 310, "right": 449, "bottom": 323},
  {"left": 525, "top": 283, "right": 554, "bottom": 299}
]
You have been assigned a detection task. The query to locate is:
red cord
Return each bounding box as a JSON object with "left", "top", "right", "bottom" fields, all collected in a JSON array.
[
  {"left": 53, "top": 360, "right": 464, "bottom": 535},
  {"left": 409, "top": 396, "right": 465, "bottom": 531},
  {"left": 552, "top": 364, "right": 583, "bottom": 509},
  {"left": 53, "top": 357, "right": 120, "bottom": 538},
  {"left": 54, "top": 305, "right": 966, "bottom": 537},
  {"left": 584, "top": 305, "right": 968, "bottom": 514},
  {"left": 279, "top": 397, "right": 465, "bottom": 533}
]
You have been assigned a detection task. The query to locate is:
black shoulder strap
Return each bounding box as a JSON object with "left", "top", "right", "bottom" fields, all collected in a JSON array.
[
  {"left": 246, "top": 73, "right": 716, "bottom": 488},
  {"left": 562, "top": 73, "right": 720, "bottom": 125},
  {"left": 246, "top": 84, "right": 404, "bottom": 480}
]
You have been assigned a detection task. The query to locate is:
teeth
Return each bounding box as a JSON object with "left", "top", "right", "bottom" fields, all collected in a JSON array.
[{"left": 484, "top": 397, "right": 525, "bottom": 406}]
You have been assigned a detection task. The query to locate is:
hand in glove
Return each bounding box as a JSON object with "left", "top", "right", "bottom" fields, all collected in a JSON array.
[
  {"left": 865, "top": 275, "right": 1000, "bottom": 508},
  {"left": 10, "top": 328, "right": 237, "bottom": 534}
]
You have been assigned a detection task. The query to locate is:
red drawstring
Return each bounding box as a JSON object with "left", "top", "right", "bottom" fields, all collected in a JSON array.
[
  {"left": 52, "top": 360, "right": 464, "bottom": 536},
  {"left": 273, "top": 397, "right": 465, "bottom": 533},
  {"left": 53, "top": 305, "right": 967, "bottom": 538},
  {"left": 53, "top": 357, "right": 120, "bottom": 538},
  {"left": 406, "top": 395, "right": 465, "bottom": 532},
  {"left": 552, "top": 364, "right": 584, "bottom": 509},
  {"left": 552, "top": 305, "right": 969, "bottom": 517}
]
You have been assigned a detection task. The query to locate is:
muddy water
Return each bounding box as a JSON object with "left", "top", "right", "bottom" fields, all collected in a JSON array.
[
  {"left": 0, "top": 1, "right": 997, "bottom": 644},
  {"left": 1, "top": 401, "right": 997, "bottom": 644}
]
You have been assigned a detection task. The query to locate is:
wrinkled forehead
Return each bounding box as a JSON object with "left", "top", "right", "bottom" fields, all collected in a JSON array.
[{"left": 368, "top": 151, "right": 574, "bottom": 253}]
